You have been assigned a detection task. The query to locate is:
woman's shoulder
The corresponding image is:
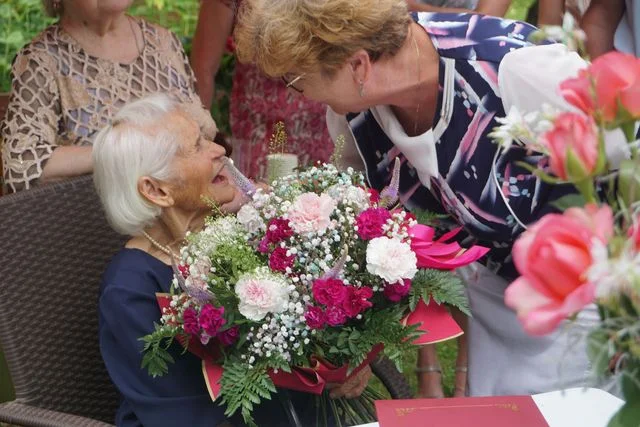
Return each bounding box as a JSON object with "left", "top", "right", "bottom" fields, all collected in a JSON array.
[
  {"left": 137, "top": 17, "right": 184, "bottom": 52},
  {"left": 11, "top": 25, "right": 63, "bottom": 77},
  {"left": 417, "top": 12, "right": 540, "bottom": 64},
  {"left": 101, "top": 248, "right": 173, "bottom": 294}
]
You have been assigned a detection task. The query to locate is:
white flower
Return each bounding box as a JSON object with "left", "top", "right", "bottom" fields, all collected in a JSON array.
[
  {"left": 237, "top": 204, "right": 264, "bottom": 234},
  {"left": 366, "top": 237, "right": 417, "bottom": 284},
  {"left": 235, "top": 268, "right": 290, "bottom": 321},
  {"left": 588, "top": 240, "right": 640, "bottom": 299}
]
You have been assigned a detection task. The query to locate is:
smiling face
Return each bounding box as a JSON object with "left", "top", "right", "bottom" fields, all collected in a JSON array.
[{"left": 164, "top": 111, "right": 236, "bottom": 212}]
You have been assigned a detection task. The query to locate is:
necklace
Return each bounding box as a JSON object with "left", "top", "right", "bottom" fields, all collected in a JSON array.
[
  {"left": 411, "top": 30, "right": 422, "bottom": 136},
  {"left": 142, "top": 231, "right": 178, "bottom": 259}
]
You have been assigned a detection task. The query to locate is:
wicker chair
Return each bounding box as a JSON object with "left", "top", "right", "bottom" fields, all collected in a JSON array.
[
  {"left": 0, "top": 176, "right": 126, "bottom": 427},
  {"left": 0, "top": 175, "right": 412, "bottom": 427}
]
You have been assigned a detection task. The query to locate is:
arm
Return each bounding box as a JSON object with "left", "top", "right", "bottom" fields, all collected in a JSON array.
[
  {"left": 581, "top": 0, "right": 626, "bottom": 58},
  {"left": 537, "top": 0, "right": 565, "bottom": 26},
  {"left": 0, "top": 49, "right": 91, "bottom": 192},
  {"left": 190, "top": 0, "right": 235, "bottom": 109}
]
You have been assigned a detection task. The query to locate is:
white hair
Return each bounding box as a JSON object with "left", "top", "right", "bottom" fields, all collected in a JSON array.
[{"left": 93, "top": 94, "right": 182, "bottom": 236}]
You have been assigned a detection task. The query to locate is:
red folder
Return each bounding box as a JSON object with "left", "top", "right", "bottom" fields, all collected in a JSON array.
[{"left": 376, "top": 396, "right": 549, "bottom": 427}]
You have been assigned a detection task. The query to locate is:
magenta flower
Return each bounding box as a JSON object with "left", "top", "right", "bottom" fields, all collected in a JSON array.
[
  {"left": 343, "top": 286, "right": 374, "bottom": 317},
  {"left": 198, "top": 304, "right": 226, "bottom": 337},
  {"left": 325, "top": 306, "right": 348, "bottom": 326},
  {"left": 383, "top": 279, "right": 412, "bottom": 302},
  {"left": 312, "top": 278, "right": 348, "bottom": 307},
  {"left": 304, "top": 306, "right": 326, "bottom": 329},
  {"left": 266, "top": 218, "right": 294, "bottom": 244},
  {"left": 269, "top": 247, "right": 295, "bottom": 272},
  {"left": 356, "top": 208, "right": 392, "bottom": 240},
  {"left": 218, "top": 326, "right": 240, "bottom": 346},
  {"left": 182, "top": 307, "right": 200, "bottom": 336}
]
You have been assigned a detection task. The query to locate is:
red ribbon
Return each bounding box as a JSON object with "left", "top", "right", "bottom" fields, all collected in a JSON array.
[{"left": 409, "top": 224, "right": 490, "bottom": 270}]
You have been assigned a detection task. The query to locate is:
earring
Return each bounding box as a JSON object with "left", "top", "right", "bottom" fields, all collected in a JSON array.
[{"left": 358, "top": 81, "right": 365, "bottom": 98}]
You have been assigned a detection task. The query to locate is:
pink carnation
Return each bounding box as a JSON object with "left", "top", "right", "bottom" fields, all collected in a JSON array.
[
  {"left": 218, "top": 326, "right": 240, "bottom": 346},
  {"left": 305, "top": 306, "right": 326, "bottom": 329},
  {"left": 182, "top": 307, "right": 200, "bottom": 336},
  {"left": 325, "top": 306, "right": 348, "bottom": 327},
  {"left": 343, "top": 286, "right": 374, "bottom": 317},
  {"left": 356, "top": 208, "right": 392, "bottom": 240},
  {"left": 198, "top": 304, "right": 226, "bottom": 337},
  {"left": 287, "top": 192, "right": 336, "bottom": 234},
  {"left": 312, "top": 278, "right": 348, "bottom": 307},
  {"left": 266, "top": 218, "right": 294, "bottom": 243},
  {"left": 383, "top": 279, "right": 412, "bottom": 302},
  {"left": 269, "top": 247, "right": 295, "bottom": 272}
]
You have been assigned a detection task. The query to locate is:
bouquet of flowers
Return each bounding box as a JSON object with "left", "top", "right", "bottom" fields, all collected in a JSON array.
[
  {"left": 141, "top": 160, "right": 488, "bottom": 426},
  {"left": 490, "top": 33, "right": 640, "bottom": 427}
]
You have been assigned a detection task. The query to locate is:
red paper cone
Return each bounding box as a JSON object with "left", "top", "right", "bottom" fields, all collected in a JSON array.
[{"left": 403, "top": 297, "right": 463, "bottom": 345}]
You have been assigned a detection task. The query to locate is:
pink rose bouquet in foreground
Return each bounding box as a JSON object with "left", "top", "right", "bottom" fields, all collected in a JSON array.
[
  {"left": 141, "top": 162, "right": 488, "bottom": 426},
  {"left": 492, "top": 48, "right": 640, "bottom": 427}
]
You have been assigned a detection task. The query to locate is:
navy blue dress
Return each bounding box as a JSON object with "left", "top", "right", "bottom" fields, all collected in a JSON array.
[{"left": 99, "top": 248, "right": 322, "bottom": 427}]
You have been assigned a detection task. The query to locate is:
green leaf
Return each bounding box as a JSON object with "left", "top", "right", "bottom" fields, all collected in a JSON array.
[
  {"left": 586, "top": 328, "right": 611, "bottom": 377},
  {"left": 550, "top": 193, "right": 587, "bottom": 212},
  {"left": 411, "top": 209, "right": 449, "bottom": 227},
  {"left": 618, "top": 159, "right": 640, "bottom": 207},
  {"left": 608, "top": 401, "right": 640, "bottom": 427},
  {"left": 410, "top": 269, "right": 470, "bottom": 316}
]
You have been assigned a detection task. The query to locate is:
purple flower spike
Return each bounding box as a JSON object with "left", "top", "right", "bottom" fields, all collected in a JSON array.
[
  {"left": 321, "top": 245, "right": 349, "bottom": 280},
  {"left": 222, "top": 157, "right": 257, "bottom": 197},
  {"left": 379, "top": 157, "right": 401, "bottom": 208}
]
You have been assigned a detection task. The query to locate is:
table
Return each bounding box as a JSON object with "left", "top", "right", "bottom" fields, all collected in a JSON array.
[{"left": 356, "top": 388, "right": 624, "bottom": 427}]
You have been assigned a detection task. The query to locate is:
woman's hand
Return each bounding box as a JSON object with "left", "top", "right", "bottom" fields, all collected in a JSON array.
[{"left": 326, "top": 365, "right": 372, "bottom": 399}]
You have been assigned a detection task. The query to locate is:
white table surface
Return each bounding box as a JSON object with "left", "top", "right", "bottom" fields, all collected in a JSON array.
[{"left": 357, "top": 387, "right": 624, "bottom": 427}]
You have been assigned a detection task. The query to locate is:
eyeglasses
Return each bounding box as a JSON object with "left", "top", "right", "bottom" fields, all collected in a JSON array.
[{"left": 281, "top": 73, "right": 305, "bottom": 93}]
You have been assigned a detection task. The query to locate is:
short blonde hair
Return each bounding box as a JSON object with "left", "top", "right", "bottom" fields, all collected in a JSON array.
[{"left": 234, "top": 0, "right": 411, "bottom": 77}]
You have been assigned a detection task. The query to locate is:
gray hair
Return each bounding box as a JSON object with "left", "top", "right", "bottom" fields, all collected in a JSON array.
[{"left": 93, "top": 94, "right": 181, "bottom": 236}]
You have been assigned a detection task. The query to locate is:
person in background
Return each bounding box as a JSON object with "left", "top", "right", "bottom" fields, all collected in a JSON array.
[
  {"left": 581, "top": 0, "right": 639, "bottom": 58},
  {"left": 190, "top": 0, "right": 333, "bottom": 180},
  {"left": 406, "top": 0, "right": 512, "bottom": 16},
  {"left": 94, "top": 94, "right": 370, "bottom": 427},
  {"left": 0, "top": 0, "right": 217, "bottom": 194},
  {"left": 528, "top": 0, "right": 589, "bottom": 28}
]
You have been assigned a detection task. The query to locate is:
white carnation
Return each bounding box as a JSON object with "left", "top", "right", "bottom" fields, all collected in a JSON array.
[
  {"left": 235, "top": 268, "right": 290, "bottom": 321},
  {"left": 237, "top": 204, "right": 264, "bottom": 234},
  {"left": 366, "top": 237, "right": 417, "bottom": 284}
]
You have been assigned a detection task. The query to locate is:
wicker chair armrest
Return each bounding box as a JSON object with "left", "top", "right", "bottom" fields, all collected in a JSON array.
[{"left": 0, "top": 401, "right": 114, "bottom": 427}]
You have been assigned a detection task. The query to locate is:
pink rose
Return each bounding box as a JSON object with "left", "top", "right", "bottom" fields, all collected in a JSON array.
[
  {"left": 198, "top": 304, "right": 226, "bottom": 338},
  {"left": 542, "top": 112, "right": 600, "bottom": 181},
  {"left": 342, "top": 286, "right": 374, "bottom": 318},
  {"left": 312, "top": 278, "right": 348, "bottom": 307},
  {"left": 304, "top": 306, "right": 326, "bottom": 329},
  {"left": 287, "top": 192, "right": 336, "bottom": 234},
  {"left": 356, "top": 208, "right": 392, "bottom": 240},
  {"left": 325, "top": 306, "right": 348, "bottom": 327},
  {"left": 218, "top": 325, "right": 240, "bottom": 346},
  {"left": 383, "top": 279, "right": 412, "bottom": 302},
  {"left": 505, "top": 204, "right": 613, "bottom": 335},
  {"left": 560, "top": 51, "right": 640, "bottom": 122},
  {"left": 182, "top": 307, "right": 200, "bottom": 336},
  {"left": 269, "top": 247, "right": 295, "bottom": 272}
]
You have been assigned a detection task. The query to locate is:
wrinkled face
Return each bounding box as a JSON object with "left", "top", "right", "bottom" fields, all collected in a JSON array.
[
  {"left": 63, "top": 0, "right": 133, "bottom": 18},
  {"left": 282, "top": 64, "right": 369, "bottom": 115},
  {"left": 165, "top": 112, "right": 235, "bottom": 212}
]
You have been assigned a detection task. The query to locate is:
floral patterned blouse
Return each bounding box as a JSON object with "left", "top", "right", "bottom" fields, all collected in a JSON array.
[{"left": 1, "top": 17, "right": 215, "bottom": 193}]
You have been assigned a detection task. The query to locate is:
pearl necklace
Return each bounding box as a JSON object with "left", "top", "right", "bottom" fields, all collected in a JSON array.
[{"left": 142, "top": 231, "right": 179, "bottom": 259}]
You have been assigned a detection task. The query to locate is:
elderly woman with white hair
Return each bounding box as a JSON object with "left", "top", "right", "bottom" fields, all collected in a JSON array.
[{"left": 94, "top": 95, "right": 369, "bottom": 427}]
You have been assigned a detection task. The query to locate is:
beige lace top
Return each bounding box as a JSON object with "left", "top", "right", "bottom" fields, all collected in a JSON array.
[{"left": 0, "top": 17, "right": 216, "bottom": 193}]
